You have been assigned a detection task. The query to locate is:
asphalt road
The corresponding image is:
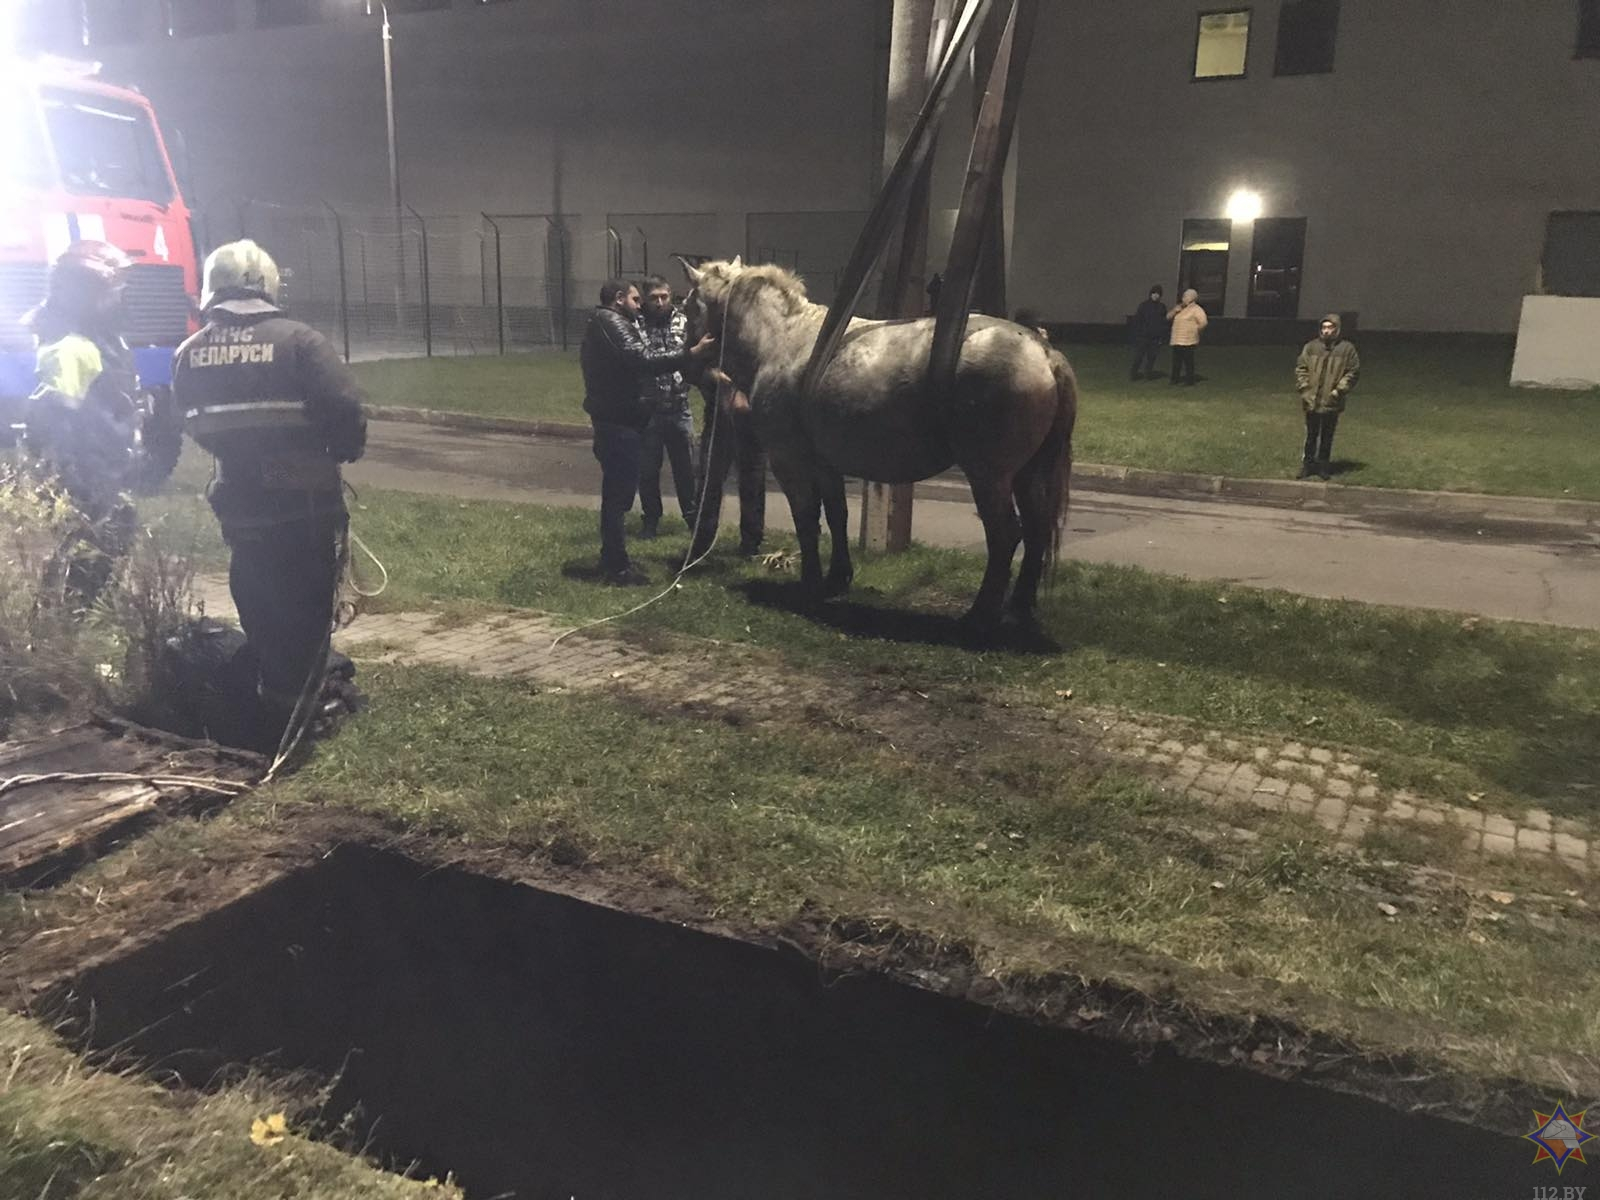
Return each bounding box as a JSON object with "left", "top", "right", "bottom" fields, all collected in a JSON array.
[{"left": 348, "top": 422, "right": 1600, "bottom": 631}]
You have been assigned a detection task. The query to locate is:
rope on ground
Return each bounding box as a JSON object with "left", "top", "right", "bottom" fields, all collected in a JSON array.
[
  {"left": 0, "top": 771, "right": 252, "bottom": 802},
  {"left": 348, "top": 529, "right": 389, "bottom": 599}
]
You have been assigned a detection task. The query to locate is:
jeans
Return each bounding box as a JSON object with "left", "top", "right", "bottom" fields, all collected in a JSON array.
[
  {"left": 1130, "top": 337, "right": 1162, "bottom": 378},
  {"left": 227, "top": 513, "right": 344, "bottom": 711},
  {"left": 1303, "top": 411, "right": 1340, "bottom": 465},
  {"left": 591, "top": 420, "right": 643, "bottom": 573},
  {"left": 639, "top": 403, "right": 698, "bottom": 528},
  {"left": 1170, "top": 345, "right": 1197, "bottom": 384},
  {"left": 692, "top": 391, "right": 768, "bottom": 554}
]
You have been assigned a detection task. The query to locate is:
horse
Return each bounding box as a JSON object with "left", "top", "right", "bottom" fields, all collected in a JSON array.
[{"left": 679, "top": 256, "right": 1077, "bottom": 633}]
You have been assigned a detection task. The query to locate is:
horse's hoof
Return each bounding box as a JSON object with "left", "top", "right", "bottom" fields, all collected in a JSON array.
[
  {"left": 822, "top": 572, "right": 853, "bottom": 599},
  {"left": 957, "top": 609, "right": 1003, "bottom": 643},
  {"left": 1004, "top": 605, "right": 1043, "bottom": 634}
]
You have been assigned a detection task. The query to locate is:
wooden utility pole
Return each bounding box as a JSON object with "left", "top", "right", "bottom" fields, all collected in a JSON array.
[
  {"left": 969, "top": 1, "right": 1011, "bottom": 318},
  {"left": 861, "top": 0, "right": 951, "bottom": 553}
]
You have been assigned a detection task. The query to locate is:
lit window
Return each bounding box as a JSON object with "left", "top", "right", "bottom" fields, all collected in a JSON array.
[
  {"left": 1274, "top": 0, "right": 1339, "bottom": 76},
  {"left": 1579, "top": 0, "right": 1600, "bottom": 58},
  {"left": 1178, "top": 218, "right": 1232, "bottom": 312},
  {"left": 1194, "top": 9, "right": 1252, "bottom": 79}
]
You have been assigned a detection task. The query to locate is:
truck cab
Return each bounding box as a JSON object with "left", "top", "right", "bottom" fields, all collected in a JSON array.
[{"left": 1, "top": 59, "right": 198, "bottom": 485}]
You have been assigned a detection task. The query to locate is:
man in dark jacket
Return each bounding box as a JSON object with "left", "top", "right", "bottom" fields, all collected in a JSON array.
[
  {"left": 1295, "top": 313, "right": 1361, "bottom": 480},
  {"left": 580, "top": 279, "right": 713, "bottom": 584},
  {"left": 172, "top": 239, "right": 367, "bottom": 746},
  {"left": 1130, "top": 285, "right": 1166, "bottom": 380}
]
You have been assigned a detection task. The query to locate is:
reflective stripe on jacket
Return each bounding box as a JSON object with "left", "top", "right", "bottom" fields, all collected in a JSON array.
[{"left": 173, "top": 304, "right": 366, "bottom": 529}]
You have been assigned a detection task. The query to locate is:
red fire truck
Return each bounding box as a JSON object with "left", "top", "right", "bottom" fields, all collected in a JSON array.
[{"left": 1, "top": 57, "right": 198, "bottom": 489}]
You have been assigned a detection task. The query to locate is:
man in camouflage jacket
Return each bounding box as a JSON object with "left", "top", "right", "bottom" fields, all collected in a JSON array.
[{"left": 635, "top": 275, "right": 699, "bottom": 538}]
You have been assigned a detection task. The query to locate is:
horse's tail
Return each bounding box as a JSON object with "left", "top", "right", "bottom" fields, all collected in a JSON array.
[{"left": 1038, "top": 348, "right": 1078, "bottom": 576}]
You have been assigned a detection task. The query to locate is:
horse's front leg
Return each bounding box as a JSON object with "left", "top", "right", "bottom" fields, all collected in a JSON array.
[
  {"left": 763, "top": 442, "right": 825, "bottom": 597},
  {"left": 780, "top": 479, "right": 825, "bottom": 598},
  {"left": 820, "top": 468, "right": 853, "bottom": 598}
]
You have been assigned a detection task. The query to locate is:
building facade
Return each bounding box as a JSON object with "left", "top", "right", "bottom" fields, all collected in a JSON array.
[
  {"left": 1010, "top": 0, "right": 1600, "bottom": 333},
  {"left": 14, "top": 0, "right": 1600, "bottom": 335}
]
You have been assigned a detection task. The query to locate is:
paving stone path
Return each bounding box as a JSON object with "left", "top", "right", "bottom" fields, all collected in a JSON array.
[{"left": 194, "top": 579, "right": 1594, "bottom": 877}]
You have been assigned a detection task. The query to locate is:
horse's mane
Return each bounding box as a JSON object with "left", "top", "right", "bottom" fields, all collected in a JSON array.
[{"left": 706, "top": 261, "right": 812, "bottom": 316}]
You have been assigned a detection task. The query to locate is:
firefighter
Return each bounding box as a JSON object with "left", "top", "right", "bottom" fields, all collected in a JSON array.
[
  {"left": 172, "top": 239, "right": 367, "bottom": 750},
  {"left": 25, "top": 240, "right": 141, "bottom": 611}
]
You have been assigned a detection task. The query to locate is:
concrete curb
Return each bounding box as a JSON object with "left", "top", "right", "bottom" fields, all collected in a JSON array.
[{"left": 366, "top": 404, "right": 1600, "bottom": 529}]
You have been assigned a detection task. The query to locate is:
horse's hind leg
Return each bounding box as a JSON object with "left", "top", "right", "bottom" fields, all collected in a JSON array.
[
  {"left": 1009, "top": 462, "right": 1053, "bottom": 620},
  {"left": 820, "top": 468, "right": 853, "bottom": 597},
  {"left": 964, "top": 474, "right": 1022, "bottom": 631}
]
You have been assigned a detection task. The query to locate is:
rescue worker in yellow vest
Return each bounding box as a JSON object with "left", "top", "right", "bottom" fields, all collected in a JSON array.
[
  {"left": 172, "top": 240, "right": 367, "bottom": 746},
  {"left": 25, "top": 240, "right": 141, "bottom": 611}
]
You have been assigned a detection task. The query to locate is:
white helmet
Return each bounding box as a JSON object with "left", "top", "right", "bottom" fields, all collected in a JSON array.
[{"left": 201, "top": 239, "right": 281, "bottom": 310}]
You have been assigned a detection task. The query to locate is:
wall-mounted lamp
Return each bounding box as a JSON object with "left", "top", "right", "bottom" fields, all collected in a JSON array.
[{"left": 1226, "top": 189, "right": 1264, "bottom": 222}]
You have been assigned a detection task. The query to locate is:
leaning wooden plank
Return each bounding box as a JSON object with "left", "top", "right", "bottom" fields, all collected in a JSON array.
[
  {"left": 0, "top": 785, "right": 161, "bottom": 873},
  {"left": 928, "top": 0, "right": 1040, "bottom": 398},
  {"left": 800, "top": 0, "right": 995, "bottom": 401}
]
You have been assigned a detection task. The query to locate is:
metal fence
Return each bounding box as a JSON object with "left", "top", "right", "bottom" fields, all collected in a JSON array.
[{"left": 208, "top": 202, "right": 880, "bottom": 361}]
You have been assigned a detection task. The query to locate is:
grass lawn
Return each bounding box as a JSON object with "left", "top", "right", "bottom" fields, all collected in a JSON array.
[
  {"left": 350, "top": 341, "right": 1600, "bottom": 500},
  {"left": 265, "top": 661, "right": 1600, "bottom": 1089},
  {"left": 316, "top": 491, "right": 1600, "bottom": 816},
  {"left": 353, "top": 352, "right": 584, "bottom": 425},
  {"left": 123, "top": 471, "right": 1600, "bottom": 1093},
  {"left": 142, "top": 474, "right": 1600, "bottom": 815}
]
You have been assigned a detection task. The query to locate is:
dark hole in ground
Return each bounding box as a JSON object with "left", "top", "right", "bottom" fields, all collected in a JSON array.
[{"left": 54, "top": 846, "right": 1528, "bottom": 1198}]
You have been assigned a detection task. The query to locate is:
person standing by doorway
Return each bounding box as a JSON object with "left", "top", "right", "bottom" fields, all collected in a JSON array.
[
  {"left": 1130, "top": 285, "right": 1167, "bottom": 380},
  {"left": 635, "top": 276, "right": 699, "bottom": 539},
  {"left": 1295, "top": 313, "right": 1360, "bottom": 480},
  {"left": 1167, "top": 288, "right": 1207, "bottom": 386}
]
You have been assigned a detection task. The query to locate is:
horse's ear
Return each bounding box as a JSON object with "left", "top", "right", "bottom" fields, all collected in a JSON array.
[
  {"left": 729, "top": 254, "right": 743, "bottom": 270},
  {"left": 673, "top": 254, "right": 703, "bottom": 285}
]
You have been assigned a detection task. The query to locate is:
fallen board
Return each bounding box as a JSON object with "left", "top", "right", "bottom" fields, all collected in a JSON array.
[{"left": 0, "top": 718, "right": 261, "bottom": 887}]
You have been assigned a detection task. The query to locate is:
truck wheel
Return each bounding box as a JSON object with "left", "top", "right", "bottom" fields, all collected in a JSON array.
[{"left": 131, "top": 386, "right": 183, "bottom": 494}]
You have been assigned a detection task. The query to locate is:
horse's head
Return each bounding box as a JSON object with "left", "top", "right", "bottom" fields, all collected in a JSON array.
[{"left": 675, "top": 254, "right": 743, "bottom": 345}]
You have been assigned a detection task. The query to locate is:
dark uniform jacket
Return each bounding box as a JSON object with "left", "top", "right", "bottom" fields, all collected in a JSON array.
[
  {"left": 173, "top": 302, "right": 367, "bottom": 531},
  {"left": 580, "top": 306, "right": 693, "bottom": 428},
  {"left": 27, "top": 330, "right": 138, "bottom": 509}
]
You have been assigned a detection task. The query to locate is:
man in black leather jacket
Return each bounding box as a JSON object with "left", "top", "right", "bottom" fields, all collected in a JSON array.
[{"left": 580, "top": 279, "right": 713, "bottom": 584}]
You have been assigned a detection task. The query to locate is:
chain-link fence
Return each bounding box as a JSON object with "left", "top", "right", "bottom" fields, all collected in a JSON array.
[{"left": 207, "top": 202, "right": 885, "bottom": 361}]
